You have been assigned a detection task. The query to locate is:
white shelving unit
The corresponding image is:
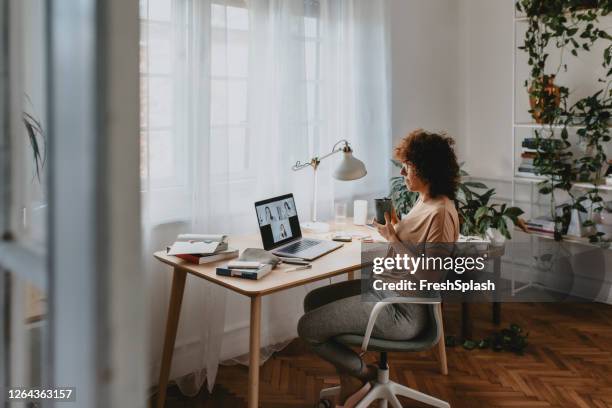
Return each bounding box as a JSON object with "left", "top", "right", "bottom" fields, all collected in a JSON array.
[
  {"left": 510, "top": 7, "right": 612, "bottom": 297},
  {"left": 511, "top": 9, "right": 612, "bottom": 228}
]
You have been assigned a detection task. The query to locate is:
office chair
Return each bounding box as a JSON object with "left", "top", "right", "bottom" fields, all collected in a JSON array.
[{"left": 317, "top": 298, "right": 450, "bottom": 408}]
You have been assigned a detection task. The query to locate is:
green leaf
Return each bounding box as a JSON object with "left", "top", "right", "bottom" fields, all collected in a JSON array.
[
  {"left": 478, "top": 339, "right": 490, "bottom": 349},
  {"left": 463, "top": 340, "right": 477, "bottom": 350},
  {"left": 475, "top": 206, "right": 488, "bottom": 221},
  {"left": 463, "top": 181, "right": 488, "bottom": 189},
  {"left": 504, "top": 207, "right": 525, "bottom": 220}
]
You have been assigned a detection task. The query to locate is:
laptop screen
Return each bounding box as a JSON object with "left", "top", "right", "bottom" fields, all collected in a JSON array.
[{"left": 255, "top": 194, "right": 302, "bottom": 250}]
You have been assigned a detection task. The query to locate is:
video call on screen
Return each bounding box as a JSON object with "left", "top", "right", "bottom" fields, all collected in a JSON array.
[{"left": 256, "top": 197, "right": 298, "bottom": 244}]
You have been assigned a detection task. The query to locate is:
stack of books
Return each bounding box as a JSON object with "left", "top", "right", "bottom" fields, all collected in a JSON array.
[
  {"left": 518, "top": 150, "right": 538, "bottom": 175},
  {"left": 167, "top": 234, "right": 238, "bottom": 264},
  {"left": 215, "top": 248, "right": 281, "bottom": 280},
  {"left": 216, "top": 261, "right": 273, "bottom": 280},
  {"left": 525, "top": 216, "right": 556, "bottom": 235},
  {"left": 518, "top": 138, "right": 570, "bottom": 177}
]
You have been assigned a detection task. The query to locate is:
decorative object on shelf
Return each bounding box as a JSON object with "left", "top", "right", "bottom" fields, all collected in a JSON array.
[
  {"left": 389, "top": 162, "right": 525, "bottom": 241},
  {"left": 516, "top": 0, "right": 612, "bottom": 243},
  {"left": 567, "top": 208, "right": 596, "bottom": 237},
  {"left": 529, "top": 75, "right": 561, "bottom": 124},
  {"left": 292, "top": 140, "right": 367, "bottom": 233}
]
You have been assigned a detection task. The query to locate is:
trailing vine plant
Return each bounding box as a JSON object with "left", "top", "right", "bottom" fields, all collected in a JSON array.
[{"left": 516, "top": 0, "right": 612, "bottom": 242}]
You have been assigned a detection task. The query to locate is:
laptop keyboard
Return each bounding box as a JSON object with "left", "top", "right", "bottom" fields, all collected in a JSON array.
[{"left": 281, "top": 239, "right": 320, "bottom": 254}]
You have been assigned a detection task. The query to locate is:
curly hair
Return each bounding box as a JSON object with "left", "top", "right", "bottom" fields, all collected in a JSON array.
[{"left": 394, "top": 129, "right": 460, "bottom": 200}]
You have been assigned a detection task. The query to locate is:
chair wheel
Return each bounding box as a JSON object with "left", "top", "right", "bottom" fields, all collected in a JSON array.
[{"left": 315, "top": 398, "right": 333, "bottom": 408}]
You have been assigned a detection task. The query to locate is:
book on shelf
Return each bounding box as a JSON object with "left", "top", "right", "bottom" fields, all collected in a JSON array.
[
  {"left": 518, "top": 165, "right": 536, "bottom": 174},
  {"left": 167, "top": 233, "right": 228, "bottom": 256},
  {"left": 175, "top": 248, "right": 238, "bottom": 264},
  {"left": 525, "top": 216, "right": 556, "bottom": 234},
  {"left": 521, "top": 151, "right": 538, "bottom": 159},
  {"left": 521, "top": 138, "right": 565, "bottom": 150}
]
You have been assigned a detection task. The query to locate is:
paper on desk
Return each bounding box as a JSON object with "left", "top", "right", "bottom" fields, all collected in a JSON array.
[{"left": 167, "top": 240, "right": 220, "bottom": 255}]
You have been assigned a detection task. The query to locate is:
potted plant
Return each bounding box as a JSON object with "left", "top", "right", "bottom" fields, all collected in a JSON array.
[{"left": 390, "top": 162, "right": 525, "bottom": 244}]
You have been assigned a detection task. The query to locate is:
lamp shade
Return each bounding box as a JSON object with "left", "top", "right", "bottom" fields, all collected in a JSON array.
[{"left": 333, "top": 150, "right": 367, "bottom": 181}]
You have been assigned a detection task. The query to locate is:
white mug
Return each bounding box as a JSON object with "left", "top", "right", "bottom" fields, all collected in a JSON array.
[{"left": 353, "top": 200, "right": 368, "bottom": 225}]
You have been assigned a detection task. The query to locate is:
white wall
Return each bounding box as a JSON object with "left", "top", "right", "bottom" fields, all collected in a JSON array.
[
  {"left": 460, "top": 0, "right": 514, "bottom": 179},
  {"left": 389, "top": 0, "right": 466, "bottom": 160}
]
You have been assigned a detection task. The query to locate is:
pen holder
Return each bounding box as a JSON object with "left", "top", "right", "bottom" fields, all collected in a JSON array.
[{"left": 374, "top": 198, "right": 393, "bottom": 225}]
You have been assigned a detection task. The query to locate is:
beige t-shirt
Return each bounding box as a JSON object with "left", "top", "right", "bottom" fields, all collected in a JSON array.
[
  {"left": 379, "top": 196, "right": 460, "bottom": 299},
  {"left": 394, "top": 196, "right": 459, "bottom": 243}
]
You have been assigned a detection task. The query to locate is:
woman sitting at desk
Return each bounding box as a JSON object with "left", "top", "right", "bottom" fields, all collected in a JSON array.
[{"left": 298, "top": 129, "right": 460, "bottom": 407}]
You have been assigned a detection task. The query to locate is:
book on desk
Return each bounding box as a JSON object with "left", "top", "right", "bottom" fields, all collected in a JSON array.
[{"left": 216, "top": 263, "right": 273, "bottom": 280}]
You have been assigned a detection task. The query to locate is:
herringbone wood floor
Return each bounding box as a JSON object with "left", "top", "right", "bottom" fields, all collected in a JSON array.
[{"left": 155, "top": 302, "right": 612, "bottom": 408}]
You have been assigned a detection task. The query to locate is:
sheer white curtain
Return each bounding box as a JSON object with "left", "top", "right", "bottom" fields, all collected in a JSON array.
[{"left": 141, "top": 0, "right": 390, "bottom": 396}]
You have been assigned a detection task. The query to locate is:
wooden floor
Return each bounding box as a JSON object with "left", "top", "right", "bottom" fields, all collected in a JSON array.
[{"left": 156, "top": 302, "right": 612, "bottom": 408}]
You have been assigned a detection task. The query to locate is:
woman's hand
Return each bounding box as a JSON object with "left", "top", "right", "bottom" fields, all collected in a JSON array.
[{"left": 372, "top": 212, "right": 400, "bottom": 242}]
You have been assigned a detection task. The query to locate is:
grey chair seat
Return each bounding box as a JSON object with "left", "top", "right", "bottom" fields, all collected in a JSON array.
[{"left": 333, "top": 304, "right": 440, "bottom": 352}]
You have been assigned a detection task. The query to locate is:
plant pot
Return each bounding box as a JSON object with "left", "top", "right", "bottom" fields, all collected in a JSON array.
[
  {"left": 566, "top": 209, "right": 595, "bottom": 237},
  {"left": 529, "top": 75, "right": 561, "bottom": 124},
  {"left": 486, "top": 228, "right": 506, "bottom": 247}
]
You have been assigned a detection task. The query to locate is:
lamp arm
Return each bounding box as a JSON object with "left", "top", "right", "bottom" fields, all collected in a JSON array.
[{"left": 291, "top": 140, "right": 351, "bottom": 172}]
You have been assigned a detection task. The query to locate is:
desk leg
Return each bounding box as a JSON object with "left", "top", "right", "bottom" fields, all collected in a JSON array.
[
  {"left": 157, "top": 268, "right": 187, "bottom": 408},
  {"left": 347, "top": 271, "right": 355, "bottom": 280},
  {"left": 248, "top": 295, "right": 262, "bottom": 408},
  {"left": 492, "top": 257, "right": 501, "bottom": 325}
]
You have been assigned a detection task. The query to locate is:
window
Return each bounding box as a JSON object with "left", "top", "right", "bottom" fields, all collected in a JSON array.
[
  {"left": 140, "top": 0, "right": 184, "bottom": 191},
  {"left": 139, "top": 0, "right": 322, "bottom": 188},
  {"left": 210, "top": 3, "right": 251, "bottom": 178},
  {"left": 303, "top": 13, "right": 322, "bottom": 159}
]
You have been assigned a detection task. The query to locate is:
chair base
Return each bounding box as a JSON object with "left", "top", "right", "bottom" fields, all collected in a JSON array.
[{"left": 319, "top": 367, "right": 450, "bottom": 408}]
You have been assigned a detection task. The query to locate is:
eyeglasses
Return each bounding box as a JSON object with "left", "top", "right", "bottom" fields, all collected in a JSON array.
[{"left": 400, "top": 162, "right": 413, "bottom": 172}]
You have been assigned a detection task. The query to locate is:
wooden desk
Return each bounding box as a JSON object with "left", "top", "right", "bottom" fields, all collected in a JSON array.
[{"left": 154, "top": 230, "right": 368, "bottom": 408}]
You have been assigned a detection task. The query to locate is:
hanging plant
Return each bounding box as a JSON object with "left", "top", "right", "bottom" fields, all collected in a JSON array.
[{"left": 516, "top": 0, "right": 612, "bottom": 241}]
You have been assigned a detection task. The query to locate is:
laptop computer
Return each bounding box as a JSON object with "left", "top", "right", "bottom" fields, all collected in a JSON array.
[{"left": 255, "top": 193, "right": 343, "bottom": 261}]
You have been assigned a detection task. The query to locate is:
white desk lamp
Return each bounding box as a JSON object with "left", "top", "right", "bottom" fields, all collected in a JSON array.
[{"left": 292, "top": 140, "right": 367, "bottom": 233}]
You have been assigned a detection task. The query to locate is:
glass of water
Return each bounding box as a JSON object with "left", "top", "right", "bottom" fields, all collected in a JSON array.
[{"left": 334, "top": 201, "right": 347, "bottom": 230}]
